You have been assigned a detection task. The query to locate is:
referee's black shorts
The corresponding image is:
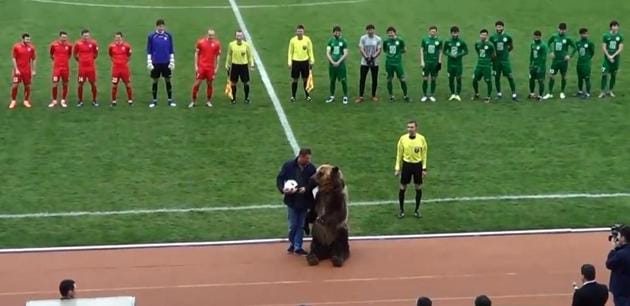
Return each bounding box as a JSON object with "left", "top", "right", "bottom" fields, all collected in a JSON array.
[
  {"left": 150, "top": 63, "right": 172, "bottom": 79},
  {"left": 291, "top": 60, "right": 310, "bottom": 79},
  {"left": 229, "top": 64, "right": 250, "bottom": 83},
  {"left": 401, "top": 161, "right": 423, "bottom": 185}
]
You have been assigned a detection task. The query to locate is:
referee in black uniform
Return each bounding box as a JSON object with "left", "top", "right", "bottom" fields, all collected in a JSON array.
[{"left": 394, "top": 120, "right": 428, "bottom": 218}]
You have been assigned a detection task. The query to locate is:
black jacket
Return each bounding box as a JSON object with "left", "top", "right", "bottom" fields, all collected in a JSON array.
[
  {"left": 276, "top": 158, "right": 317, "bottom": 210},
  {"left": 572, "top": 281, "right": 609, "bottom": 306},
  {"left": 607, "top": 244, "right": 630, "bottom": 297}
]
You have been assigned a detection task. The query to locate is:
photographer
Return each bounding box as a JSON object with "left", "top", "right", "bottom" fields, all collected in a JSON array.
[{"left": 607, "top": 225, "right": 630, "bottom": 306}]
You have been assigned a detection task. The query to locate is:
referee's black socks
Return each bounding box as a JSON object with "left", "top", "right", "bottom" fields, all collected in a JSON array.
[
  {"left": 152, "top": 82, "right": 158, "bottom": 100},
  {"left": 415, "top": 189, "right": 422, "bottom": 212},
  {"left": 398, "top": 189, "right": 405, "bottom": 212}
]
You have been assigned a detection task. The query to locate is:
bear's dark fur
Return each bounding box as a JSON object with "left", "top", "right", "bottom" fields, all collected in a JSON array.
[{"left": 305, "top": 164, "right": 350, "bottom": 267}]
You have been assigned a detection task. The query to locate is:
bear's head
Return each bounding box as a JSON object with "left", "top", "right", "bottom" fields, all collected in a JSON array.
[{"left": 312, "top": 164, "right": 345, "bottom": 192}]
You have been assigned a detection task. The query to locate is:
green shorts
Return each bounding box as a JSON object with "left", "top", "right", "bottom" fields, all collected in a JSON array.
[
  {"left": 602, "top": 57, "right": 620, "bottom": 73},
  {"left": 422, "top": 62, "right": 439, "bottom": 77},
  {"left": 577, "top": 64, "right": 591, "bottom": 79},
  {"left": 447, "top": 64, "right": 463, "bottom": 77},
  {"left": 529, "top": 66, "right": 546, "bottom": 80},
  {"left": 328, "top": 63, "right": 347, "bottom": 81},
  {"left": 493, "top": 60, "right": 513, "bottom": 76},
  {"left": 473, "top": 66, "right": 492, "bottom": 81},
  {"left": 549, "top": 61, "right": 568, "bottom": 75},
  {"left": 386, "top": 63, "right": 405, "bottom": 79}
]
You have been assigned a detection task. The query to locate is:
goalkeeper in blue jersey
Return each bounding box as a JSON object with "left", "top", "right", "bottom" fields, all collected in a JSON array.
[{"left": 146, "top": 19, "right": 176, "bottom": 107}]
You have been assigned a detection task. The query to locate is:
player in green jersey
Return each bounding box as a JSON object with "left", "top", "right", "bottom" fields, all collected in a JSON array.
[
  {"left": 443, "top": 26, "right": 468, "bottom": 101},
  {"left": 472, "top": 29, "right": 495, "bottom": 103},
  {"left": 575, "top": 28, "right": 595, "bottom": 98},
  {"left": 325, "top": 25, "right": 349, "bottom": 104},
  {"left": 490, "top": 21, "right": 517, "bottom": 101},
  {"left": 383, "top": 26, "right": 409, "bottom": 102},
  {"left": 529, "top": 30, "right": 548, "bottom": 101},
  {"left": 420, "top": 26, "right": 443, "bottom": 102},
  {"left": 543, "top": 23, "right": 577, "bottom": 100},
  {"left": 600, "top": 20, "right": 624, "bottom": 98}
]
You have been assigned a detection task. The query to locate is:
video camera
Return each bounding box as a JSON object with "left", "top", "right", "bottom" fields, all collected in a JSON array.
[{"left": 609, "top": 224, "right": 625, "bottom": 242}]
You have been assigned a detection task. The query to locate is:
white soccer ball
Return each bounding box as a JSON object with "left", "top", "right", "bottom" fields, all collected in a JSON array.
[{"left": 283, "top": 179, "right": 298, "bottom": 192}]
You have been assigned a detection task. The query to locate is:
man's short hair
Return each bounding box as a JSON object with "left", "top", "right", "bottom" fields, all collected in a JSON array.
[
  {"left": 366, "top": 24, "right": 375, "bottom": 30},
  {"left": 80, "top": 29, "right": 89, "bottom": 35},
  {"left": 59, "top": 31, "right": 67, "bottom": 36},
  {"left": 610, "top": 20, "right": 619, "bottom": 28},
  {"left": 387, "top": 26, "right": 396, "bottom": 33},
  {"left": 534, "top": 30, "right": 542, "bottom": 36},
  {"left": 480, "top": 29, "right": 489, "bottom": 34},
  {"left": 115, "top": 32, "right": 123, "bottom": 37},
  {"left": 475, "top": 295, "right": 492, "bottom": 306},
  {"left": 495, "top": 21, "right": 505, "bottom": 27},
  {"left": 298, "top": 148, "right": 311, "bottom": 156},
  {"left": 417, "top": 296, "right": 432, "bottom": 306},
  {"left": 450, "top": 26, "right": 460, "bottom": 34},
  {"left": 407, "top": 120, "right": 417, "bottom": 127},
  {"left": 579, "top": 28, "right": 588, "bottom": 35},
  {"left": 581, "top": 264, "right": 596, "bottom": 281},
  {"left": 559, "top": 22, "right": 567, "bottom": 30},
  {"left": 156, "top": 19, "right": 165, "bottom": 26},
  {"left": 296, "top": 24, "right": 305, "bottom": 30},
  {"left": 59, "top": 279, "right": 75, "bottom": 298},
  {"left": 429, "top": 25, "right": 437, "bottom": 31},
  {"left": 619, "top": 225, "right": 630, "bottom": 240},
  {"left": 332, "top": 25, "right": 341, "bottom": 32},
  {"left": 22, "top": 33, "right": 30, "bottom": 39}
]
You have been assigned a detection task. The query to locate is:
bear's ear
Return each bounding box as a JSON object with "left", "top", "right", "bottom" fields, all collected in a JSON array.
[{"left": 332, "top": 166, "right": 339, "bottom": 175}]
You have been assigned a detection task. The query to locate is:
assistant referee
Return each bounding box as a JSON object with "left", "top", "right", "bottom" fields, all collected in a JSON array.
[
  {"left": 394, "top": 120, "right": 428, "bottom": 218},
  {"left": 288, "top": 24, "right": 314, "bottom": 102},
  {"left": 226, "top": 30, "right": 254, "bottom": 104}
]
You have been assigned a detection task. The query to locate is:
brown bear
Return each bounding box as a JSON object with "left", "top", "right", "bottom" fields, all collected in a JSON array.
[{"left": 305, "top": 164, "right": 350, "bottom": 267}]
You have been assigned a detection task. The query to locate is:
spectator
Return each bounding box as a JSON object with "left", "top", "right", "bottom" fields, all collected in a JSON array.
[
  {"left": 417, "top": 296, "right": 432, "bottom": 306},
  {"left": 607, "top": 225, "right": 630, "bottom": 306},
  {"left": 571, "top": 264, "right": 609, "bottom": 306},
  {"left": 59, "top": 279, "right": 76, "bottom": 299},
  {"left": 475, "top": 295, "right": 491, "bottom": 306}
]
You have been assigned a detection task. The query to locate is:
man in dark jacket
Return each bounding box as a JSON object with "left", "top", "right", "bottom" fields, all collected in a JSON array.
[
  {"left": 572, "top": 264, "right": 609, "bottom": 306},
  {"left": 607, "top": 225, "right": 630, "bottom": 306},
  {"left": 276, "top": 148, "right": 317, "bottom": 255}
]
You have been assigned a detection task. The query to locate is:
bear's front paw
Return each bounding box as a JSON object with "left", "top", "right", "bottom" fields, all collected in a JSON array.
[
  {"left": 331, "top": 256, "right": 344, "bottom": 267},
  {"left": 307, "top": 253, "right": 320, "bottom": 266}
]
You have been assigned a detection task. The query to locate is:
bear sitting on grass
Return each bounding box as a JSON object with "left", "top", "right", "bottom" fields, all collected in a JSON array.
[{"left": 306, "top": 164, "right": 350, "bottom": 267}]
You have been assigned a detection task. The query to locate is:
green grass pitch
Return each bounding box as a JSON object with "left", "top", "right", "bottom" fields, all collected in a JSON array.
[{"left": 0, "top": 0, "right": 629, "bottom": 248}]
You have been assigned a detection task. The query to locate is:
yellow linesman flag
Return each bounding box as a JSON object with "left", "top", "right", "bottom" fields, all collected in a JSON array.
[
  {"left": 225, "top": 79, "right": 233, "bottom": 100},
  {"left": 306, "top": 70, "right": 314, "bottom": 93}
]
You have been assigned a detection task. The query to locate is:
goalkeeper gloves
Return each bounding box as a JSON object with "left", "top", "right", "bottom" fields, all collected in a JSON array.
[
  {"left": 168, "top": 54, "right": 175, "bottom": 70},
  {"left": 146, "top": 55, "right": 154, "bottom": 70}
]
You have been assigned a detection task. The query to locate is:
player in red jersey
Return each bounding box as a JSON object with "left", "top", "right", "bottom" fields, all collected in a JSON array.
[
  {"left": 73, "top": 29, "right": 99, "bottom": 107},
  {"left": 48, "top": 31, "right": 72, "bottom": 108},
  {"left": 108, "top": 32, "right": 133, "bottom": 106},
  {"left": 189, "top": 29, "right": 221, "bottom": 108},
  {"left": 9, "top": 33, "right": 36, "bottom": 109}
]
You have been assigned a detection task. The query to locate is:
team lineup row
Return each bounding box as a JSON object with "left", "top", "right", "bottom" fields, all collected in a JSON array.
[{"left": 7, "top": 19, "right": 624, "bottom": 109}]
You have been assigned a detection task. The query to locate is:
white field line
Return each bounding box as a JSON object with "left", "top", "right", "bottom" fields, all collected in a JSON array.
[
  {"left": 0, "top": 227, "right": 609, "bottom": 254},
  {"left": 30, "top": 0, "right": 367, "bottom": 9},
  {"left": 1, "top": 192, "right": 629, "bottom": 220},
  {"left": 228, "top": 0, "right": 300, "bottom": 155}
]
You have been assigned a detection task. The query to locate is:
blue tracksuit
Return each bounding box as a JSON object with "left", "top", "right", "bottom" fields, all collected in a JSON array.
[{"left": 146, "top": 31, "right": 174, "bottom": 64}]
